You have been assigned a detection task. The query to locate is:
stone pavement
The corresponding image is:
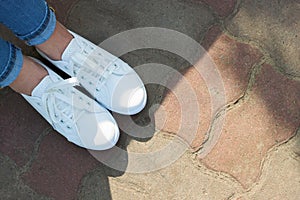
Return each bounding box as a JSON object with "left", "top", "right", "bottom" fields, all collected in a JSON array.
[{"left": 0, "top": 0, "right": 299, "bottom": 199}]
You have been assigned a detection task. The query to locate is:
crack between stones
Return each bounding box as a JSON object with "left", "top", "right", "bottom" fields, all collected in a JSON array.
[
  {"left": 221, "top": 10, "right": 300, "bottom": 81},
  {"left": 181, "top": 57, "right": 267, "bottom": 194},
  {"left": 190, "top": 156, "right": 245, "bottom": 194},
  {"left": 194, "top": 57, "right": 267, "bottom": 157},
  {"left": 16, "top": 127, "right": 52, "bottom": 177},
  {"left": 0, "top": 147, "right": 53, "bottom": 200},
  {"left": 198, "top": 1, "right": 222, "bottom": 21},
  {"left": 236, "top": 126, "right": 300, "bottom": 199}
]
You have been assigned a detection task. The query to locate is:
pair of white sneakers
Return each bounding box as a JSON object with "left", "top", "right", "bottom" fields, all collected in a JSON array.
[{"left": 22, "top": 31, "right": 147, "bottom": 150}]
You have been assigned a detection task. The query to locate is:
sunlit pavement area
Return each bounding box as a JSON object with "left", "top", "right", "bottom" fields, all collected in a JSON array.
[{"left": 0, "top": 0, "right": 299, "bottom": 199}]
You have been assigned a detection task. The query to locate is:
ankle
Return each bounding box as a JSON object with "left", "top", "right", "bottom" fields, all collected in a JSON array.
[
  {"left": 9, "top": 56, "right": 48, "bottom": 95},
  {"left": 36, "top": 21, "right": 73, "bottom": 61}
]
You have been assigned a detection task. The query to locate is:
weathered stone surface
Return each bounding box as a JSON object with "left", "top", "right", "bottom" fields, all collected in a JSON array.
[
  {"left": 106, "top": 133, "right": 241, "bottom": 200},
  {"left": 66, "top": 0, "right": 215, "bottom": 42},
  {"left": 244, "top": 132, "right": 300, "bottom": 199},
  {"left": 22, "top": 132, "right": 99, "bottom": 200},
  {"left": 0, "top": 88, "right": 50, "bottom": 167},
  {"left": 78, "top": 167, "right": 112, "bottom": 200},
  {"left": 201, "top": 26, "right": 263, "bottom": 102},
  {"left": 226, "top": 0, "right": 300, "bottom": 77},
  {"left": 200, "top": 0, "right": 237, "bottom": 17},
  {"left": 154, "top": 26, "right": 263, "bottom": 149},
  {"left": 0, "top": 154, "right": 51, "bottom": 200},
  {"left": 200, "top": 64, "right": 300, "bottom": 188},
  {"left": 47, "top": 0, "right": 78, "bottom": 24}
]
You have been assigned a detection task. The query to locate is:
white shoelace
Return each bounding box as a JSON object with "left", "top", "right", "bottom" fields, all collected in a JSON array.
[
  {"left": 69, "top": 40, "right": 118, "bottom": 89},
  {"left": 42, "top": 77, "right": 85, "bottom": 129}
]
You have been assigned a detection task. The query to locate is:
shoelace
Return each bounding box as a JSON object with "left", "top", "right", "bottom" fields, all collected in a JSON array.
[
  {"left": 42, "top": 77, "right": 86, "bottom": 129},
  {"left": 70, "top": 40, "right": 118, "bottom": 89}
]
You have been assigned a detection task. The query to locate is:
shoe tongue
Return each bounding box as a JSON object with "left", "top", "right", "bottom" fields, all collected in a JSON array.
[
  {"left": 31, "top": 75, "right": 53, "bottom": 98},
  {"left": 61, "top": 38, "right": 80, "bottom": 61}
]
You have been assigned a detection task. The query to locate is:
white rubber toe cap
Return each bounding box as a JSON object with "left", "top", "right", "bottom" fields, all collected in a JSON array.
[
  {"left": 109, "top": 72, "right": 147, "bottom": 115},
  {"left": 76, "top": 112, "right": 119, "bottom": 150}
]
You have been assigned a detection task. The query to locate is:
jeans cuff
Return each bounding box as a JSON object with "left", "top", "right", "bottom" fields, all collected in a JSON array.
[
  {"left": 17, "top": 4, "right": 56, "bottom": 46},
  {"left": 0, "top": 45, "right": 23, "bottom": 87}
]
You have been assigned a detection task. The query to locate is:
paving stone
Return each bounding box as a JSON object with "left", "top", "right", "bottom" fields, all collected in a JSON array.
[
  {"left": 225, "top": 0, "right": 300, "bottom": 77},
  {"left": 200, "top": 64, "right": 300, "bottom": 188},
  {"left": 22, "top": 132, "right": 100, "bottom": 200},
  {"left": 243, "top": 132, "right": 300, "bottom": 199},
  {"left": 153, "top": 66, "right": 211, "bottom": 149},
  {"left": 202, "top": 26, "right": 263, "bottom": 102},
  {"left": 0, "top": 154, "right": 51, "bottom": 200},
  {"left": 47, "top": 0, "right": 78, "bottom": 24},
  {"left": 65, "top": 0, "right": 215, "bottom": 43},
  {"left": 0, "top": 154, "right": 18, "bottom": 189},
  {"left": 0, "top": 88, "right": 50, "bottom": 167},
  {"left": 154, "top": 26, "right": 263, "bottom": 149},
  {"left": 106, "top": 133, "right": 241, "bottom": 200},
  {"left": 200, "top": 0, "right": 237, "bottom": 17},
  {"left": 77, "top": 168, "right": 113, "bottom": 200}
]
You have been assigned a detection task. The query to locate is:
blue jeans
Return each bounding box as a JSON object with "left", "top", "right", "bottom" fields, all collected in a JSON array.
[{"left": 0, "top": 0, "right": 56, "bottom": 87}]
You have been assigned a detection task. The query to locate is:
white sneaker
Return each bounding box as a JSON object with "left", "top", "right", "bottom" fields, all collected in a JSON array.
[
  {"left": 37, "top": 30, "right": 147, "bottom": 115},
  {"left": 22, "top": 58, "right": 119, "bottom": 150}
]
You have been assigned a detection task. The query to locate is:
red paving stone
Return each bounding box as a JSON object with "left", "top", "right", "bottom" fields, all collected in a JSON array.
[
  {"left": 0, "top": 89, "right": 50, "bottom": 167},
  {"left": 22, "top": 132, "right": 99, "bottom": 200},
  {"left": 200, "top": 0, "right": 237, "bottom": 17},
  {"left": 154, "top": 67, "right": 211, "bottom": 149},
  {"left": 155, "top": 26, "right": 263, "bottom": 149},
  {"left": 200, "top": 64, "right": 300, "bottom": 188},
  {"left": 202, "top": 26, "right": 263, "bottom": 102}
]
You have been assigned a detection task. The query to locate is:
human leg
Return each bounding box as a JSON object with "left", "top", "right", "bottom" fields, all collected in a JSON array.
[
  {"left": 0, "top": 0, "right": 120, "bottom": 149},
  {"left": 0, "top": 0, "right": 147, "bottom": 115},
  {"left": 9, "top": 56, "right": 48, "bottom": 95},
  {"left": 0, "top": 36, "right": 119, "bottom": 150},
  {"left": 0, "top": 36, "right": 47, "bottom": 96},
  {"left": 0, "top": 0, "right": 56, "bottom": 46},
  {"left": 0, "top": 37, "right": 23, "bottom": 88}
]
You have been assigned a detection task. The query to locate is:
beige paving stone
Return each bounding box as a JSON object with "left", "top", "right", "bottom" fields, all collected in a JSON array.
[
  {"left": 226, "top": 0, "right": 300, "bottom": 77},
  {"left": 107, "top": 133, "right": 243, "bottom": 200},
  {"left": 240, "top": 131, "right": 300, "bottom": 199}
]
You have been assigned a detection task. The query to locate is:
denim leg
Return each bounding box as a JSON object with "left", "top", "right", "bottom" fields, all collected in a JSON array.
[
  {"left": 0, "top": 0, "right": 56, "bottom": 46},
  {"left": 0, "top": 37, "right": 23, "bottom": 87}
]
